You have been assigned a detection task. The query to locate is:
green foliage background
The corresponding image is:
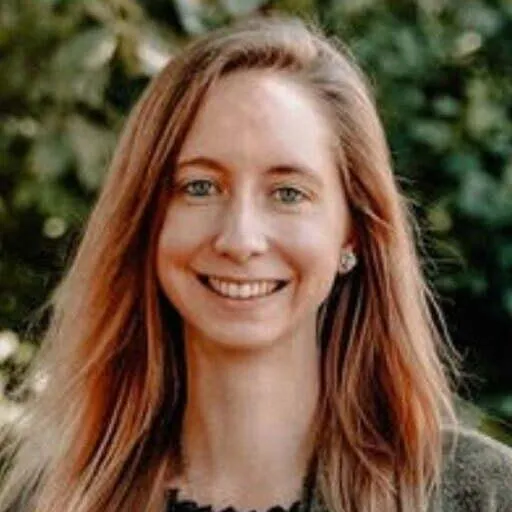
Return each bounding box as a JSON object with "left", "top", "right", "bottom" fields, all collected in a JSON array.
[{"left": 0, "top": 0, "right": 511, "bottom": 442}]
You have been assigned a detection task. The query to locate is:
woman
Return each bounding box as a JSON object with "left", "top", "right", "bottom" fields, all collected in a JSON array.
[{"left": 1, "top": 15, "right": 511, "bottom": 512}]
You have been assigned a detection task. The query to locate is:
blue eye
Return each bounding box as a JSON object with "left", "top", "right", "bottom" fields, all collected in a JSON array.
[
  {"left": 182, "top": 179, "right": 219, "bottom": 197},
  {"left": 273, "top": 187, "right": 306, "bottom": 204}
]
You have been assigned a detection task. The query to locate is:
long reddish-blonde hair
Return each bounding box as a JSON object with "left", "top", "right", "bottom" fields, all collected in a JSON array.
[{"left": 0, "top": 15, "right": 459, "bottom": 512}]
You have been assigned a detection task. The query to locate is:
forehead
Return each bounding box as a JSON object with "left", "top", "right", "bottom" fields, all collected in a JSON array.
[{"left": 177, "top": 70, "right": 337, "bottom": 176}]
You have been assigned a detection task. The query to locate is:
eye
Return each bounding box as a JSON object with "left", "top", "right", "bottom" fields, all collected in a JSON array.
[
  {"left": 181, "top": 179, "right": 220, "bottom": 197},
  {"left": 272, "top": 186, "right": 307, "bottom": 205}
]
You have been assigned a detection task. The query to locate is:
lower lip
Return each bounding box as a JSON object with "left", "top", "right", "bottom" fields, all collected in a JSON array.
[{"left": 197, "top": 276, "right": 289, "bottom": 307}]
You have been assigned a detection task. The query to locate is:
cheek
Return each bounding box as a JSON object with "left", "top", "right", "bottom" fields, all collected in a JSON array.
[
  {"left": 156, "top": 207, "right": 214, "bottom": 274},
  {"left": 277, "top": 216, "right": 341, "bottom": 296}
]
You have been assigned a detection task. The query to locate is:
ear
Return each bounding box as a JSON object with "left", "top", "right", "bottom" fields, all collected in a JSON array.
[{"left": 341, "top": 231, "right": 358, "bottom": 254}]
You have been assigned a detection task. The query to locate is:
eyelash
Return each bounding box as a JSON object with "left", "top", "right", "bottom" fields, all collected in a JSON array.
[
  {"left": 271, "top": 187, "right": 307, "bottom": 204},
  {"left": 180, "top": 179, "right": 220, "bottom": 197},
  {"left": 177, "top": 179, "right": 308, "bottom": 205}
]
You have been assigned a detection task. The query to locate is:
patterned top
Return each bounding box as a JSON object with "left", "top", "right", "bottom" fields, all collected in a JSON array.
[
  {"left": 165, "top": 466, "right": 317, "bottom": 512},
  {"left": 165, "top": 489, "right": 305, "bottom": 512}
]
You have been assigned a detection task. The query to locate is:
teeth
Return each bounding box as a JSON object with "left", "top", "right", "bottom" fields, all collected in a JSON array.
[
  {"left": 240, "top": 283, "right": 251, "bottom": 298},
  {"left": 207, "top": 277, "right": 280, "bottom": 299}
]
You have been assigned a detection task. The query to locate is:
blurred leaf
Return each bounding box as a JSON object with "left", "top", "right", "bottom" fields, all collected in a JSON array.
[
  {"left": 12, "top": 179, "right": 88, "bottom": 220},
  {"left": 394, "top": 27, "right": 425, "bottom": 71},
  {"left": 456, "top": 3, "right": 503, "bottom": 36},
  {"left": 479, "top": 415, "right": 512, "bottom": 447},
  {"left": 465, "top": 77, "right": 507, "bottom": 137},
  {"left": 336, "top": 0, "right": 379, "bottom": 15},
  {"left": 504, "top": 159, "right": 512, "bottom": 188},
  {"left": 452, "top": 30, "right": 483, "bottom": 58},
  {"left": 27, "top": 132, "right": 73, "bottom": 181},
  {"left": 504, "top": 289, "right": 512, "bottom": 316},
  {"left": 498, "top": 244, "right": 512, "bottom": 270},
  {"left": 0, "top": 330, "right": 20, "bottom": 364},
  {"left": 427, "top": 200, "right": 453, "bottom": 232},
  {"left": 457, "top": 169, "right": 497, "bottom": 220},
  {"left": 219, "top": 0, "right": 268, "bottom": 16},
  {"left": 134, "top": 22, "right": 176, "bottom": 76},
  {"left": 173, "top": 0, "right": 211, "bottom": 35},
  {"left": 51, "top": 27, "right": 117, "bottom": 72},
  {"left": 43, "top": 216, "right": 68, "bottom": 239},
  {"left": 10, "top": 341, "right": 36, "bottom": 367},
  {"left": 410, "top": 119, "right": 454, "bottom": 151},
  {"left": 445, "top": 151, "right": 482, "bottom": 177},
  {"left": 66, "top": 115, "right": 116, "bottom": 191},
  {"left": 432, "top": 95, "right": 461, "bottom": 118},
  {"left": 275, "top": 0, "right": 316, "bottom": 16},
  {"left": 45, "top": 27, "right": 116, "bottom": 106}
]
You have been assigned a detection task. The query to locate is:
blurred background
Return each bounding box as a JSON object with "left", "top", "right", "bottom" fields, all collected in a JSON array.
[{"left": 0, "top": 0, "right": 511, "bottom": 444}]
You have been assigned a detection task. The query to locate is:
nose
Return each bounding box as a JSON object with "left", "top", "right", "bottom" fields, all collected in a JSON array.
[{"left": 213, "top": 195, "right": 269, "bottom": 264}]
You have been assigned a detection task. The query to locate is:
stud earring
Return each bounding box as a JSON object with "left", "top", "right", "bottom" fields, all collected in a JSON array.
[{"left": 338, "top": 250, "right": 357, "bottom": 274}]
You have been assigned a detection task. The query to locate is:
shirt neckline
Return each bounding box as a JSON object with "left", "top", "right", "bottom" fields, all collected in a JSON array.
[{"left": 165, "top": 488, "right": 304, "bottom": 512}]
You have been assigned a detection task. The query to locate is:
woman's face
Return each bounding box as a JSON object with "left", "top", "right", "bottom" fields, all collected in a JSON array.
[{"left": 156, "top": 70, "right": 352, "bottom": 350}]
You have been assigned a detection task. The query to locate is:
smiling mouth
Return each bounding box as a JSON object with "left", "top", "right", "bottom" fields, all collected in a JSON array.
[{"left": 197, "top": 274, "right": 289, "bottom": 300}]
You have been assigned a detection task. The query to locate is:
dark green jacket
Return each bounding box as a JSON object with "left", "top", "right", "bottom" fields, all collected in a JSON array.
[
  {"left": 308, "top": 429, "right": 512, "bottom": 512},
  {"left": 432, "top": 428, "right": 512, "bottom": 511}
]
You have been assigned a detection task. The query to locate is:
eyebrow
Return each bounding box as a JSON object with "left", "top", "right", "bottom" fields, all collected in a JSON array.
[{"left": 176, "top": 156, "right": 324, "bottom": 186}]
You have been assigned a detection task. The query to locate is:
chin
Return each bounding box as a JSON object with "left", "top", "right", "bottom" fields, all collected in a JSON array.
[{"left": 189, "top": 322, "right": 287, "bottom": 353}]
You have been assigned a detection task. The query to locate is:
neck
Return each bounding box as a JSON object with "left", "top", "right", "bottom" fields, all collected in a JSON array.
[{"left": 176, "top": 326, "right": 320, "bottom": 510}]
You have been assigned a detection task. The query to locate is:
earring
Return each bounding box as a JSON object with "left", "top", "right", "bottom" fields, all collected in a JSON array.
[{"left": 338, "top": 250, "right": 357, "bottom": 274}]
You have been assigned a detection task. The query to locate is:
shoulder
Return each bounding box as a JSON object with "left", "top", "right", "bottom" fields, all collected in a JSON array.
[{"left": 437, "top": 426, "right": 512, "bottom": 511}]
